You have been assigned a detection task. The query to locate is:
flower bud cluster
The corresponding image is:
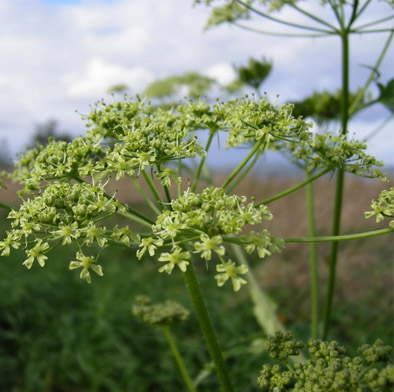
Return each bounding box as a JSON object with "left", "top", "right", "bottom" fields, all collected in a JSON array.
[
  {"left": 274, "top": 132, "right": 386, "bottom": 179},
  {"left": 257, "top": 334, "right": 394, "bottom": 391},
  {"left": 266, "top": 331, "right": 304, "bottom": 360},
  {"left": 365, "top": 187, "right": 394, "bottom": 227},
  {"left": 218, "top": 98, "right": 312, "bottom": 148},
  {"left": 132, "top": 295, "right": 189, "bottom": 326},
  {"left": 13, "top": 137, "right": 104, "bottom": 192}
]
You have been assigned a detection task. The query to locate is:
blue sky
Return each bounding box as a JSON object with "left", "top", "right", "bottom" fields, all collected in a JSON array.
[{"left": 0, "top": 0, "right": 392, "bottom": 167}]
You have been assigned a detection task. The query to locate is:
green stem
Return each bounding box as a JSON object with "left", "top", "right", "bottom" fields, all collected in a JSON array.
[
  {"left": 184, "top": 261, "right": 234, "bottom": 391},
  {"left": 289, "top": 3, "right": 338, "bottom": 32},
  {"left": 232, "top": 22, "right": 330, "bottom": 37},
  {"left": 348, "top": 30, "right": 394, "bottom": 116},
  {"left": 305, "top": 173, "right": 319, "bottom": 339},
  {"left": 178, "top": 159, "right": 183, "bottom": 198},
  {"left": 192, "top": 129, "right": 216, "bottom": 193},
  {"left": 226, "top": 147, "right": 261, "bottom": 193},
  {"left": 141, "top": 170, "right": 165, "bottom": 207},
  {"left": 164, "top": 185, "right": 172, "bottom": 204},
  {"left": 116, "top": 209, "right": 153, "bottom": 228},
  {"left": 322, "top": 28, "right": 349, "bottom": 341},
  {"left": 283, "top": 227, "right": 393, "bottom": 243},
  {"left": 0, "top": 202, "right": 12, "bottom": 212},
  {"left": 365, "top": 114, "right": 394, "bottom": 140},
  {"left": 329, "top": 1, "right": 345, "bottom": 29},
  {"left": 355, "top": 0, "right": 372, "bottom": 19},
  {"left": 347, "top": 0, "right": 359, "bottom": 27},
  {"left": 355, "top": 28, "right": 394, "bottom": 34},
  {"left": 235, "top": 0, "right": 333, "bottom": 33},
  {"left": 255, "top": 168, "right": 330, "bottom": 207},
  {"left": 222, "top": 139, "right": 264, "bottom": 190},
  {"left": 352, "top": 15, "right": 394, "bottom": 31},
  {"left": 131, "top": 176, "right": 161, "bottom": 215},
  {"left": 162, "top": 326, "right": 197, "bottom": 392}
]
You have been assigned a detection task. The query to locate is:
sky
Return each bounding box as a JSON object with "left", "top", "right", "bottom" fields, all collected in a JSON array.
[{"left": 0, "top": 0, "right": 393, "bottom": 168}]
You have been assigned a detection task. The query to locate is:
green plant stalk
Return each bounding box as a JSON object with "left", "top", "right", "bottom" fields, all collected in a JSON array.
[
  {"left": 222, "top": 139, "right": 264, "bottom": 190},
  {"left": 255, "top": 168, "right": 330, "bottom": 206},
  {"left": 232, "top": 22, "right": 330, "bottom": 38},
  {"left": 192, "top": 129, "right": 216, "bottom": 192},
  {"left": 288, "top": 3, "right": 338, "bottom": 31},
  {"left": 226, "top": 147, "right": 261, "bottom": 193},
  {"left": 141, "top": 169, "right": 165, "bottom": 208},
  {"left": 349, "top": 30, "right": 394, "bottom": 116},
  {"left": 184, "top": 261, "right": 234, "bottom": 392},
  {"left": 0, "top": 202, "right": 12, "bottom": 212},
  {"left": 162, "top": 325, "right": 197, "bottom": 392},
  {"left": 178, "top": 159, "right": 183, "bottom": 198},
  {"left": 323, "top": 28, "right": 349, "bottom": 340},
  {"left": 283, "top": 227, "right": 393, "bottom": 243},
  {"left": 235, "top": 0, "right": 332, "bottom": 33},
  {"left": 164, "top": 185, "right": 172, "bottom": 204},
  {"left": 353, "top": 15, "right": 394, "bottom": 31},
  {"left": 131, "top": 176, "right": 161, "bottom": 215},
  {"left": 305, "top": 174, "right": 319, "bottom": 339}
]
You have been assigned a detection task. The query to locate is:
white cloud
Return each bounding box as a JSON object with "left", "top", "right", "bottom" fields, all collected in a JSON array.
[
  {"left": 64, "top": 58, "right": 154, "bottom": 98},
  {"left": 204, "top": 63, "right": 236, "bottom": 85}
]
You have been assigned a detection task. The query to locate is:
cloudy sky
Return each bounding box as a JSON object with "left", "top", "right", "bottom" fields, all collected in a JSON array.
[{"left": 0, "top": 0, "right": 393, "bottom": 167}]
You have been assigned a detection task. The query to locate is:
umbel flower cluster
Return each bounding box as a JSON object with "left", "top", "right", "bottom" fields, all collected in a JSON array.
[
  {"left": 258, "top": 331, "right": 394, "bottom": 391},
  {"left": 0, "top": 96, "right": 386, "bottom": 288},
  {"left": 132, "top": 295, "right": 189, "bottom": 326},
  {"left": 365, "top": 187, "right": 394, "bottom": 228},
  {"left": 139, "top": 186, "right": 283, "bottom": 291},
  {"left": 273, "top": 131, "right": 386, "bottom": 179}
]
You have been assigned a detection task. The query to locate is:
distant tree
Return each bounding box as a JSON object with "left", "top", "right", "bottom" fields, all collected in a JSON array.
[
  {"left": 29, "top": 119, "right": 72, "bottom": 148},
  {"left": 107, "top": 84, "right": 130, "bottom": 95},
  {"left": 0, "top": 138, "right": 12, "bottom": 168}
]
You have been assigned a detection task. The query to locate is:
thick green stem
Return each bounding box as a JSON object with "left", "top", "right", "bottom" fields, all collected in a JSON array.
[
  {"left": 222, "top": 139, "right": 264, "bottom": 190},
  {"left": 255, "top": 168, "right": 330, "bottom": 207},
  {"left": 162, "top": 326, "right": 197, "bottom": 392},
  {"left": 283, "top": 227, "right": 393, "bottom": 243},
  {"left": 184, "top": 262, "right": 234, "bottom": 392},
  {"left": 323, "top": 170, "right": 345, "bottom": 340},
  {"left": 323, "top": 29, "right": 349, "bottom": 340},
  {"left": 305, "top": 174, "right": 319, "bottom": 339}
]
